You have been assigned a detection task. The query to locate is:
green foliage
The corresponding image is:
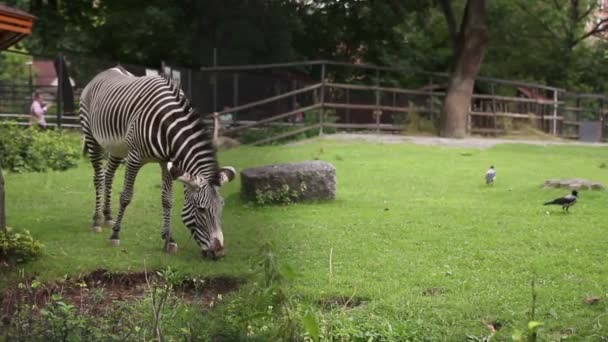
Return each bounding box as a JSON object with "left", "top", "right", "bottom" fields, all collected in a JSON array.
[
  {"left": 0, "top": 228, "right": 42, "bottom": 264},
  {"left": 254, "top": 183, "right": 307, "bottom": 206},
  {"left": 407, "top": 112, "right": 437, "bottom": 135},
  {"left": 0, "top": 48, "right": 33, "bottom": 83},
  {"left": 0, "top": 122, "right": 80, "bottom": 173}
]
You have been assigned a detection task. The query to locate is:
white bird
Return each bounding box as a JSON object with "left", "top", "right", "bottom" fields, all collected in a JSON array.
[{"left": 485, "top": 166, "right": 496, "bottom": 185}]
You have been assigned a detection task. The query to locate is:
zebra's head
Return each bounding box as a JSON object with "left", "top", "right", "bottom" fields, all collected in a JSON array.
[{"left": 168, "top": 162, "right": 236, "bottom": 259}]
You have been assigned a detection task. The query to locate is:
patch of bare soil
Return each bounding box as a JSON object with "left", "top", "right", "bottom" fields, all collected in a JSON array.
[
  {"left": 1, "top": 268, "right": 243, "bottom": 323},
  {"left": 317, "top": 295, "right": 368, "bottom": 310}
]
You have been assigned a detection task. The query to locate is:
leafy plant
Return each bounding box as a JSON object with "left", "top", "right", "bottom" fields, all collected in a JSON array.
[
  {"left": 0, "top": 228, "right": 43, "bottom": 264},
  {"left": 0, "top": 122, "right": 80, "bottom": 173},
  {"left": 254, "top": 182, "right": 307, "bottom": 205}
]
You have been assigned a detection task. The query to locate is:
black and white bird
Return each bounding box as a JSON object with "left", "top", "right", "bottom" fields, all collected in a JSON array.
[
  {"left": 485, "top": 166, "right": 496, "bottom": 185},
  {"left": 543, "top": 190, "right": 578, "bottom": 212}
]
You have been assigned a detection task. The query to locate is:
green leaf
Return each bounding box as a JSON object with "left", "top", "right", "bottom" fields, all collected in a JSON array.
[
  {"left": 527, "top": 321, "right": 543, "bottom": 330},
  {"left": 302, "top": 312, "right": 320, "bottom": 342}
]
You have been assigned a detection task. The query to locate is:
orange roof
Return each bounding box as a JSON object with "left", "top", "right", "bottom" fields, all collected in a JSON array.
[{"left": 0, "top": 4, "right": 35, "bottom": 50}]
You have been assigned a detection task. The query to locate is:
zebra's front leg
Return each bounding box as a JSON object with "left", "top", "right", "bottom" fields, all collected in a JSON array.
[
  {"left": 102, "top": 155, "right": 123, "bottom": 228},
  {"left": 88, "top": 145, "right": 105, "bottom": 233},
  {"left": 109, "top": 156, "right": 143, "bottom": 247},
  {"left": 160, "top": 163, "right": 177, "bottom": 254}
]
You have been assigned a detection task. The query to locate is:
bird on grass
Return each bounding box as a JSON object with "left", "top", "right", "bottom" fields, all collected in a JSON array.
[
  {"left": 543, "top": 190, "right": 578, "bottom": 212},
  {"left": 485, "top": 166, "right": 496, "bottom": 185}
]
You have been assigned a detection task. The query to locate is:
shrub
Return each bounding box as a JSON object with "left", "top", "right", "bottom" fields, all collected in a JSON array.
[
  {"left": 0, "top": 228, "right": 43, "bottom": 264},
  {"left": 0, "top": 122, "right": 80, "bottom": 173},
  {"left": 254, "top": 183, "right": 307, "bottom": 206}
]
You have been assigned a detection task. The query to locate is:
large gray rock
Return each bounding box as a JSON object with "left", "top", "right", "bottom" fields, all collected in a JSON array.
[
  {"left": 544, "top": 178, "right": 605, "bottom": 190},
  {"left": 241, "top": 161, "right": 336, "bottom": 204}
]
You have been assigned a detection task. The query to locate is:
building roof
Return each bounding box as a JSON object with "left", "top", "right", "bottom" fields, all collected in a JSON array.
[{"left": 0, "top": 3, "right": 35, "bottom": 50}]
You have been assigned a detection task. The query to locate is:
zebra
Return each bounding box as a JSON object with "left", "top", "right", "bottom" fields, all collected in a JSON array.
[{"left": 79, "top": 66, "right": 236, "bottom": 259}]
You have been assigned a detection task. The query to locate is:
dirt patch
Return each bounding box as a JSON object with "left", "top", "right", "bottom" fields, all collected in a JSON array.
[
  {"left": 422, "top": 287, "right": 446, "bottom": 296},
  {"left": 317, "top": 295, "right": 368, "bottom": 310},
  {"left": 1, "top": 268, "right": 243, "bottom": 323}
]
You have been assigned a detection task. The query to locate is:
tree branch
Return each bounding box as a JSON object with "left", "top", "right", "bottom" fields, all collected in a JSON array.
[
  {"left": 577, "top": 0, "right": 597, "bottom": 21},
  {"left": 437, "top": 0, "right": 459, "bottom": 47},
  {"left": 572, "top": 17, "right": 608, "bottom": 46},
  {"left": 513, "top": 1, "right": 563, "bottom": 41}
]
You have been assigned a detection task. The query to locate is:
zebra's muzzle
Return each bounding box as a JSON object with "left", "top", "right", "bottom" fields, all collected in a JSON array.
[{"left": 203, "top": 238, "right": 225, "bottom": 260}]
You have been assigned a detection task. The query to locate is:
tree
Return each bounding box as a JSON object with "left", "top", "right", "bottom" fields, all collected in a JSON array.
[{"left": 438, "top": 0, "right": 488, "bottom": 138}]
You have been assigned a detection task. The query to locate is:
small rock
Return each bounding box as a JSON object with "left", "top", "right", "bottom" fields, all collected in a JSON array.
[
  {"left": 241, "top": 161, "right": 336, "bottom": 203},
  {"left": 544, "top": 178, "right": 605, "bottom": 190},
  {"left": 584, "top": 296, "right": 601, "bottom": 305}
]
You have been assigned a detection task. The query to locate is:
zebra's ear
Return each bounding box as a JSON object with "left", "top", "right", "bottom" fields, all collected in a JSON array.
[
  {"left": 168, "top": 162, "right": 202, "bottom": 189},
  {"left": 218, "top": 166, "right": 236, "bottom": 186}
]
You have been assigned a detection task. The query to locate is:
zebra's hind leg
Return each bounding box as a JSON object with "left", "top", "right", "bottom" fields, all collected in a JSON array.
[
  {"left": 160, "top": 163, "right": 177, "bottom": 254},
  {"left": 103, "top": 155, "right": 123, "bottom": 228},
  {"left": 109, "top": 155, "right": 143, "bottom": 246},
  {"left": 87, "top": 141, "right": 105, "bottom": 233}
]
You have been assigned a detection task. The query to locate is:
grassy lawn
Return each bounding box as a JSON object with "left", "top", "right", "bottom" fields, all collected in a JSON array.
[{"left": 3, "top": 138, "right": 608, "bottom": 340}]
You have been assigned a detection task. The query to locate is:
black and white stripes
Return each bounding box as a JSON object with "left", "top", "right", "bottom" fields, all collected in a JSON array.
[{"left": 79, "top": 67, "right": 236, "bottom": 258}]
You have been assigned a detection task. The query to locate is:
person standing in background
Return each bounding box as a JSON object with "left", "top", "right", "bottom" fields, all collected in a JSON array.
[{"left": 30, "top": 92, "right": 51, "bottom": 129}]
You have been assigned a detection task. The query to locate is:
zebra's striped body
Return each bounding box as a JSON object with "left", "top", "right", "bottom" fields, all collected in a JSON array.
[{"left": 79, "top": 67, "right": 236, "bottom": 258}]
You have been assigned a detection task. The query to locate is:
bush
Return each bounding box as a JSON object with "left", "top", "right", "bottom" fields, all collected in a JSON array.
[
  {"left": 0, "top": 122, "right": 80, "bottom": 173},
  {"left": 0, "top": 228, "right": 43, "bottom": 264}
]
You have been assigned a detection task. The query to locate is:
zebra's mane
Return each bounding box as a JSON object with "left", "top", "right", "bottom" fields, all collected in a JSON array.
[{"left": 158, "top": 71, "right": 219, "bottom": 184}]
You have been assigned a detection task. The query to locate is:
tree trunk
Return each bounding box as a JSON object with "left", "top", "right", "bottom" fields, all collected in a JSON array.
[
  {"left": 439, "top": 0, "right": 488, "bottom": 138},
  {"left": 0, "top": 164, "right": 5, "bottom": 232}
]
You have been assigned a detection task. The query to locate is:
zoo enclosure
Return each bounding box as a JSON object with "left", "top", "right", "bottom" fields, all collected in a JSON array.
[{"left": 0, "top": 50, "right": 606, "bottom": 143}]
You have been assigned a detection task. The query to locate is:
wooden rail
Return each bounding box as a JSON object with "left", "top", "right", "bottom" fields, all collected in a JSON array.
[
  {"left": 250, "top": 124, "right": 320, "bottom": 145},
  {"left": 222, "top": 103, "right": 321, "bottom": 135},
  {"left": 204, "top": 83, "right": 321, "bottom": 118}
]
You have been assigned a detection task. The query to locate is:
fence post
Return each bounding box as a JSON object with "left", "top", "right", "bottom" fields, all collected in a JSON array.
[
  {"left": 187, "top": 69, "right": 192, "bottom": 99},
  {"left": 57, "top": 52, "right": 64, "bottom": 129},
  {"left": 212, "top": 48, "right": 218, "bottom": 112},
  {"left": 0, "top": 163, "right": 5, "bottom": 232},
  {"left": 600, "top": 98, "right": 605, "bottom": 141},
  {"left": 552, "top": 88, "right": 558, "bottom": 136},
  {"left": 346, "top": 88, "right": 351, "bottom": 126},
  {"left": 375, "top": 69, "right": 380, "bottom": 133},
  {"left": 428, "top": 76, "right": 434, "bottom": 130},
  {"left": 319, "top": 63, "right": 326, "bottom": 136},
  {"left": 233, "top": 73, "right": 239, "bottom": 121},
  {"left": 490, "top": 83, "right": 496, "bottom": 134}
]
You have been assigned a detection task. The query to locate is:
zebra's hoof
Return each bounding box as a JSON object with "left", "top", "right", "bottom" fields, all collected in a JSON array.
[
  {"left": 104, "top": 220, "right": 115, "bottom": 227},
  {"left": 92, "top": 226, "right": 102, "bottom": 233},
  {"left": 110, "top": 239, "right": 120, "bottom": 247},
  {"left": 165, "top": 242, "right": 178, "bottom": 254}
]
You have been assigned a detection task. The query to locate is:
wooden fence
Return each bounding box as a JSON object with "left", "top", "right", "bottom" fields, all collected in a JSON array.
[{"left": 1, "top": 56, "right": 607, "bottom": 143}]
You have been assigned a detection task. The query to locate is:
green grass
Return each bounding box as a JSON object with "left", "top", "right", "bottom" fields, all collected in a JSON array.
[{"left": 3, "top": 139, "right": 608, "bottom": 340}]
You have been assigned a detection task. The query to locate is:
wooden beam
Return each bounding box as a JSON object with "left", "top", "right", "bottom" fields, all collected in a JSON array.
[
  {"left": 324, "top": 102, "right": 432, "bottom": 113},
  {"left": 250, "top": 124, "right": 320, "bottom": 145},
  {"left": 324, "top": 123, "right": 404, "bottom": 130},
  {"left": 204, "top": 83, "right": 321, "bottom": 118},
  {"left": 0, "top": 22, "right": 31, "bottom": 34},
  {"left": 469, "top": 111, "right": 564, "bottom": 120},
  {"left": 0, "top": 14, "right": 34, "bottom": 28},
  {"left": 223, "top": 103, "right": 321, "bottom": 134}
]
